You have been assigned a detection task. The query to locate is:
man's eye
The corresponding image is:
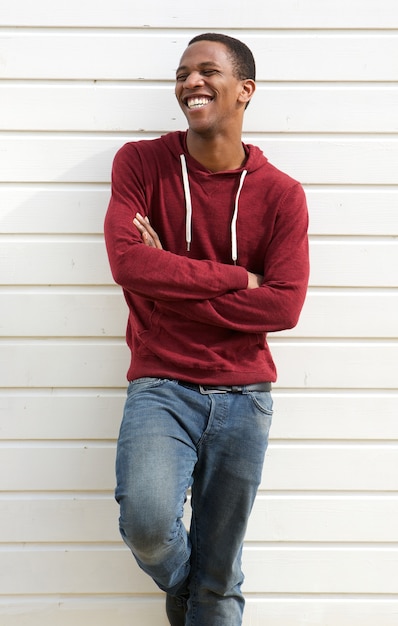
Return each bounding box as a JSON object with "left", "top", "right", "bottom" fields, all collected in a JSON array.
[
  {"left": 203, "top": 70, "right": 216, "bottom": 76},
  {"left": 176, "top": 74, "right": 187, "bottom": 82}
]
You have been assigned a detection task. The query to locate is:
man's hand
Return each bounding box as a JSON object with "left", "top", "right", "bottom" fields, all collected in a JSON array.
[
  {"left": 133, "top": 213, "right": 163, "bottom": 249},
  {"left": 247, "top": 271, "right": 263, "bottom": 289}
]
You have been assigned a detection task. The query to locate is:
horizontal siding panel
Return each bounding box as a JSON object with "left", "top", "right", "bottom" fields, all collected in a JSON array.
[
  {"left": 288, "top": 291, "right": 398, "bottom": 338},
  {"left": 249, "top": 495, "right": 398, "bottom": 542},
  {"left": 1, "top": 391, "right": 397, "bottom": 441},
  {"left": 0, "top": 598, "right": 397, "bottom": 626},
  {"left": 244, "top": 546, "right": 398, "bottom": 593},
  {"left": 308, "top": 240, "right": 397, "bottom": 287},
  {"left": 3, "top": 84, "right": 398, "bottom": 133},
  {"left": 271, "top": 392, "right": 398, "bottom": 440},
  {"left": 0, "top": 240, "right": 112, "bottom": 286},
  {"left": 1, "top": 239, "right": 396, "bottom": 287},
  {"left": 248, "top": 85, "right": 398, "bottom": 133},
  {"left": 0, "top": 393, "right": 124, "bottom": 440},
  {"left": 0, "top": 447, "right": 117, "bottom": 492},
  {"left": 1, "top": 497, "right": 120, "bottom": 543},
  {"left": 0, "top": 598, "right": 166, "bottom": 626},
  {"left": 263, "top": 445, "right": 398, "bottom": 492},
  {"left": 306, "top": 188, "right": 398, "bottom": 236},
  {"left": 0, "top": 185, "right": 108, "bottom": 234},
  {"left": 1, "top": 290, "right": 397, "bottom": 338},
  {"left": 0, "top": 290, "right": 126, "bottom": 337},
  {"left": 1, "top": 185, "right": 397, "bottom": 236},
  {"left": 1, "top": 546, "right": 397, "bottom": 594},
  {"left": 0, "top": 444, "right": 397, "bottom": 491},
  {"left": 1, "top": 341, "right": 396, "bottom": 389},
  {"left": 1, "top": 33, "right": 397, "bottom": 81},
  {"left": 238, "top": 596, "right": 398, "bottom": 626},
  {"left": 0, "top": 548, "right": 153, "bottom": 595},
  {"left": 1, "top": 0, "right": 398, "bottom": 28},
  {"left": 0, "top": 342, "right": 129, "bottom": 388},
  {"left": 0, "top": 136, "right": 118, "bottom": 183},
  {"left": 270, "top": 341, "right": 398, "bottom": 389},
  {"left": 1, "top": 183, "right": 397, "bottom": 236},
  {"left": 256, "top": 138, "right": 398, "bottom": 185},
  {"left": 2, "top": 136, "right": 398, "bottom": 184},
  {"left": 262, "top": 444, "right": 398, "bottom": 492},
  {"left": 2, "top": 495, "right": 397, "bottom": 543},
  {"left": 0, "top": 84, "right": 181, "bottom": 134},
  {"left": 236, "top": 598, "right": 398, "bottom": 626}
]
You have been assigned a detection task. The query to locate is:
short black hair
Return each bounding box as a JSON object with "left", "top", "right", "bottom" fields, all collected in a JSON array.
[{"left": 188, "top": 33, "right": 256, "bottom": 82}]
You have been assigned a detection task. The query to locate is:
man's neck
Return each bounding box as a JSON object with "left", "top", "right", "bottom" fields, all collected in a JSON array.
[{"left": 186, "top": 131, "right": 246, "bottom": 172}]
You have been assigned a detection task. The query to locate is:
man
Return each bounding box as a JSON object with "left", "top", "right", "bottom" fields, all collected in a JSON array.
[{"left": 104, "top": 33, "right": 309, "bottom": 626}]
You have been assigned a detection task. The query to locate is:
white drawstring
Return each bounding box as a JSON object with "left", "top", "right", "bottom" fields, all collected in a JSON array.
[
  {"left": 180, "top": 154, "right": 192, "bottom": 251},
  {"left": 231, "top": 169, "right": 247, "bottom": 264}
]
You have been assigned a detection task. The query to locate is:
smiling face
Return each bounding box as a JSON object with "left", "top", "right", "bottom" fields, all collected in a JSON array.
[{"left": 175, "top": 40, "right": 254, "bottom": 137}]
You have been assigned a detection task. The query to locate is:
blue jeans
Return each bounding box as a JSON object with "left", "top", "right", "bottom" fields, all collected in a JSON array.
[{"left": 115, "top": 377, "right": 273, "bottom": 626}]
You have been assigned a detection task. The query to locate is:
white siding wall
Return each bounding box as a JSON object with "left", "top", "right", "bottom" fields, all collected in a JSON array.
[{"left": 1, "top": 1, "right": 397, "bottom": 624}]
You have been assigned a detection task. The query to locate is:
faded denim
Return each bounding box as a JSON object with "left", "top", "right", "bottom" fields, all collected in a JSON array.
[{"left": 115, "top": 377, "right": 273, "bottom": 625}]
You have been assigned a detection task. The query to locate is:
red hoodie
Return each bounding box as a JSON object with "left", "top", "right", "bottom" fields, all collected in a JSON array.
[{"left": 104, "top": 131, "right": 309, "bottom": 385}]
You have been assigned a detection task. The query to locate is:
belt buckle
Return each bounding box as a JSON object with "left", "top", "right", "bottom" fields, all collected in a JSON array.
[
  {"left": 231, "top": 385, "right": 243, "bottom": 393},
  {"left": 198, "top": 385, "right": 244, "bottom": 394},
  {"left": 199, "top": 385, "right": 227, "bottom": 395}
]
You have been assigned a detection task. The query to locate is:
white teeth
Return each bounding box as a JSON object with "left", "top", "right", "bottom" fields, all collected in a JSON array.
[{"left": 187, "top": 97, "right": 212, "bottom": 109}]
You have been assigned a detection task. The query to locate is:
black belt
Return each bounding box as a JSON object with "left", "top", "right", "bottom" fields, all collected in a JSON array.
[{"left": 178, "top": 381, "right": 271, "bottom": 394}]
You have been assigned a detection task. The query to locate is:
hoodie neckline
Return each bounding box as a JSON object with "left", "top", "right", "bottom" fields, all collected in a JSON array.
[{"left": 181, "top": 131, "right": 250, "bottom": 176}]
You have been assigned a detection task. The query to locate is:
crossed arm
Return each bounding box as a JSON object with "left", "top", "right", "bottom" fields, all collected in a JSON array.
[
  {"left": 105, "top": 143, "right": 308, "bottom": 334},
  {"left": 133, "top": 213, "right": 263, "bottom": 290},
  {"left": 131, "top": 210, "right": 308, "bottom": 334}
]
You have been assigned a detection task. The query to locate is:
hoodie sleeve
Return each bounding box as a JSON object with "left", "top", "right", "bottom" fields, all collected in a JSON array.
[
  {"left": 104, "top": 143, "right": 248, "bottom": 301},
  {"left": 159, "top": 183, "right": 309, "bottom": 333}
]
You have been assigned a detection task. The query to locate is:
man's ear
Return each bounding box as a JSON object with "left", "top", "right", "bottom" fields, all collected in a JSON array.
[{"left": 239, "top": 79, "right": 256, "bottom": 106}]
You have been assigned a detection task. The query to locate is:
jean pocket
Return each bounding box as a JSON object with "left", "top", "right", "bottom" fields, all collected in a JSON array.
[{"left": 248, "top": 391, "right": 274, "bottom": 416}]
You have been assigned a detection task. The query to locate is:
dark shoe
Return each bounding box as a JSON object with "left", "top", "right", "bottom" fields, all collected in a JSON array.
[{"left": 165, "top": 593, "right": 188, "bottom": 626}]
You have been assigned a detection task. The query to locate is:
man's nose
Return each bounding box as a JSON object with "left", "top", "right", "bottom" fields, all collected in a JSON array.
[{"left": 183, "top": 72, "right": 205, "bottom": 88}]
